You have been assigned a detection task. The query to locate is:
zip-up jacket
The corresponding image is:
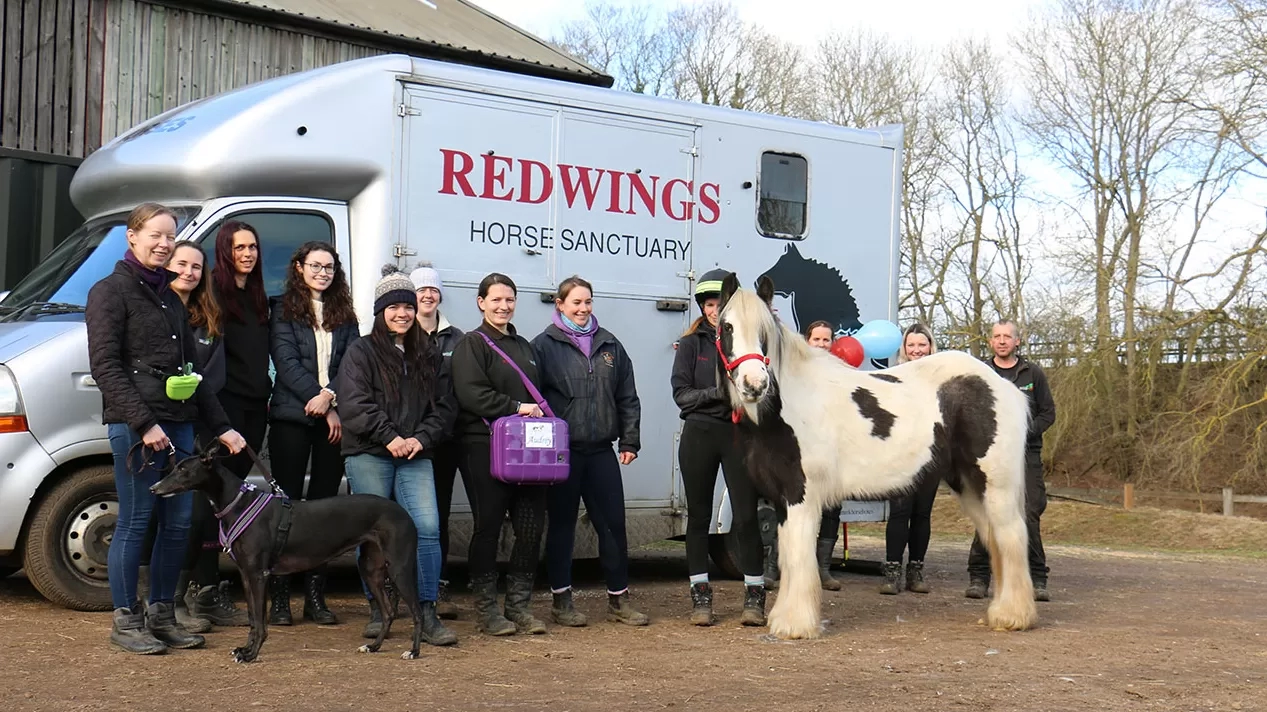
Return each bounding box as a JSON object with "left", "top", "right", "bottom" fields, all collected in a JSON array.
[
  {"left": 424, "top": 313, "right": 464, "bottom": 447},
  {"left": 192, "top": 324, "right": 226, "bottom": 396},
  {"left": 268, "top": 296, "right": 360, "bottom": 426},
  {"left": 671, "top": 321, "right": 730, "bottom": 423},
  {"left": 986, "top": 354, "right": 1056, "bottom": 452},
  {"left": 531, "top": 323, "right": 640, "bottom": 452},
  {"left": 335, "top": 337, "right": 453, "bottom": 459},
  {"left": 450, "top": 322, "right": 542, "bottom": 442}
]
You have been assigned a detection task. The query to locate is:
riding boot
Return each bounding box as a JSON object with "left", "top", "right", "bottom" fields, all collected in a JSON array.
[
  {"left": 110, "top": 605, "right": 167, "bottom": 655},
  {"left": 174, "top": 570, "right": 212, "bottom": 633},
  {"left": 878, "top": 561, "right": 903, "bottom": 595},
  {"left": 303, "top": 571, "right": 338, "bottom": 625},
  {"left": 550, "top": 589, "right": 589, "bottom": 627},
  {"left": 965, "top": 578, "right": 989, "bottom": 599},
  {"left": 905, "top": 561, "right": 931, "bottom": 594},
  {"left": 1034, "top": 578, "right": 1051, "bottom": 602},
  {"left": 816, "top": 539, "right": 842, "bottom": 591},
  {"left": 145, "top": 601, "right": 206, "bottom": 649},
  {"left": 191, "top": 581, "right": 250, "bottom": 627},
  {"left": 689, "top": 582, "right": 714, "bottom": 626},
  {"left": 763, "top": 544, "right": 780, "bottom": 590},
  {"left": 503, "top": 574, "right": 547, "bottom": 635},
  {"left": 470, "top": 575, "right": 516, "bottom": 636},
  {"left": 420, "top": 601, "right": 458, "bottom": 646},
  {"left": 269, "top": 575, "right": 293, "bottom": 626},
  {"left": 362, "top": 602, "right": 384, "bottom": 639},
  {"left": 436, "top": 580, "right": 458, "bottom": 620},
  {"left": 740, "top": 584, "right": 767, "bottom": 626},
  {"left": 607, "top": 592, "right": 650, "bottom": 626}
]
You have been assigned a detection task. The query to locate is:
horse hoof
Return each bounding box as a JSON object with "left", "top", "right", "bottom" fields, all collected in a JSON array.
[
  {"left": 231, "top": 648, "right": 255, "bottom": 663},
  {"left": 401, "top": 650, "right": 418, "bottom": 660},
  {"left": 358, "top": 644, "right": 373, "bottom": 654}
]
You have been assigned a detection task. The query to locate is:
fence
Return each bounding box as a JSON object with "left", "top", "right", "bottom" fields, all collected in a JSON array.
[{"left": 1048, "top": 484, "right": 1267, "bottom": 517}]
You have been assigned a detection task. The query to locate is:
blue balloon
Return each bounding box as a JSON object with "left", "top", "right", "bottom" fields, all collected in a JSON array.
[{"left": 854, "top": 319, "right": 903, "bottom": 359}]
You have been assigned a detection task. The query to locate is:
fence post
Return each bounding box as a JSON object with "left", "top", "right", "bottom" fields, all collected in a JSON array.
[
  {"left": 1223, "top": 487, "right": 1234, "bottom": 517},
  {"left": 1123, "top": 483, "right": 1134, "bottom": 511}
]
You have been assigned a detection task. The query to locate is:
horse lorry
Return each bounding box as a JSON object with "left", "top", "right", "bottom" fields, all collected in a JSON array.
[{"left": 0, "top": 54, "right": 902, "bottom": 610}]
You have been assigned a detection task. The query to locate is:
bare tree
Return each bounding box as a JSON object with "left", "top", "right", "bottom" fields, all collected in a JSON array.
[{"left": 554, "top": 1, "right": 677, "bottom": 96}]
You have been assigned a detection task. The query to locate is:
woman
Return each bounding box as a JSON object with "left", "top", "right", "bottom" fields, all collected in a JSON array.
[
  {"left": 267, "top": 241, "right": 360, "bottom": 625},
  {"left": 532, "top": 276, "right": 649, "bottom": 628},
  {"left": 86, "top": 202, "right": 246, "bottom": 654},
  {"left": 336, "top": 265, "right": 456, "bottom": 646},
  {"left": 762, "top": 320, "right": 846, "bottom": 593},
  {"left": 879, "top": 322, "right": 940, "bottom": 595},
  {"left": 671, "top": 268, "right": 765, "bottom": 627},
  {"left": 410, "top": 262, "right": 469, "bottom": 620},
  {"left": 450, "top": 273, "right": 549, "bottom": 637}
]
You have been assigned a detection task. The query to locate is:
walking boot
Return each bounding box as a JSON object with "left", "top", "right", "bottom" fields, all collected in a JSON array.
[
  {"left": 607, "top": 591, "right": 650, "bottom": 626},
  {"left": 174, "top": 570, "right": 211, "bottom": 633},
  {"left": 816, "top": 539, "right": 842, "bottom": 591},
  {"left": 878, "top": 561, "right": 903, "bottom": 595},
  {"left": 503, "top": 575, "right": 547, "bottom": 635},
  {"left": 740, "top": 584, "right": 767, "bottom": 626},
  {"left": 362, "top": 602, "right": 384, "bottom": 639},
  {"left": 436, "top": 580, "right": 458, "bottom": 620},
  {"left": 1034, "top": 579, "right": 1051, "bottom": 602},
  {"left": 471, "top": 575, "right": 516, "bottom": 636},
  {"left": 146, "top": 601, "right": 206, "bottom": 649},
  {"left": 689, "top": 582, "right": 714, "bottom": 626},
  {"left": 964, "top": 578, "right": 989, "bottom": 599},
  {"left": 551, "top": 588, "right": 588, "bottom": 627},
  {"left": 110, "top": 605, "right": 167, "bottom": 655},
  {"left": 268, "top": 575, "right": 293, "bottom": 626},
  {"left": 763, "top": 544, "right": 780, "bottom": 590},
  {"left": 905, "top": 561, "right": 931, "bottom": 594},
  {"left": 303, "top": 571, "right": 338, "bottom": 625},
  {"left": 191, "top": 581, "right": 250, "bottom": 627},
  {"left": 420, "top": 601, "right": 458, "bottom": 646}
]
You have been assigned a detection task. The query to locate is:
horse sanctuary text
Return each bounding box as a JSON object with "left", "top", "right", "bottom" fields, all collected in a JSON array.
[{"left": 469, "top": 221, "right": 690, "bottom": 261}]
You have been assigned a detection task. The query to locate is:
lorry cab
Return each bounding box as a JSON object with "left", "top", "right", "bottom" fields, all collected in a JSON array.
[{"left": 0, "top": 54, "right": 902, "bottom": 610}]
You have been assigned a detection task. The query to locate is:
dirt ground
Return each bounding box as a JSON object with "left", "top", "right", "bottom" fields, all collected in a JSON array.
[{"left": 2, "top": 526, "right": 1265, "bottom": 712}]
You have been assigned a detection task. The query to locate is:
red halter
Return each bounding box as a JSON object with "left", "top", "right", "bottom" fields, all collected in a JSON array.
[{"left": 715, "top": 337, "right": 770, "bottom": 374}]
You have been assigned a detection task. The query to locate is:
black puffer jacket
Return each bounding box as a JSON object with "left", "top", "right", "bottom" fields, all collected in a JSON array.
[
  {"left": 191, "top": 325, "right": 225, "bottom": 396},
  {"left": 531, "top": 323, "right": 640, "bottom": 452},
  {"left": 335, "top": 336, "right": 454, "bottom": 459},
  {"left": 450, "top": 322, "right": 542, "bottom": 442},
  {"left": 86, "top": 260, "right": 230, "bottom": 436},
  {"left": 670, "top": 320, "right": 730, "bottom": 423},
  {"left": 269, "top": 296, "right": 360, "bottom": 426}
]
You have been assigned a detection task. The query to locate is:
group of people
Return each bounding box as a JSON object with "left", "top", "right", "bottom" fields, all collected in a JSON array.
[{"left": 86, "top": 202, "right": 1056, "bottom": 656}]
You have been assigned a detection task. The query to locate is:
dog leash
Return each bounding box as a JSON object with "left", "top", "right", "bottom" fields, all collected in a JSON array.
[{"left": 242, "top": 443, "right": 286, "bottom": 497}]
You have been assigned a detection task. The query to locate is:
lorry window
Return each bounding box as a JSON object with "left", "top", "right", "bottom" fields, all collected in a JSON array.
[
  {"left": 757, "top": 152, "right": 808, "bottom": 239},
  {"left": 199, "top": 211, "right": 335, "bottom": 297}
]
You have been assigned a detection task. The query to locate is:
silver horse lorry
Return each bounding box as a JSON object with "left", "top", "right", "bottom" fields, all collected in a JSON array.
[{"left": 0, "top": 54, "right": 901, "bottom": 610}]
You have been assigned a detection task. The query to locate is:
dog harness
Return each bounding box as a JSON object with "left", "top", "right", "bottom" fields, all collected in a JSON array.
[{"left": 215, "top": 483, "right": 293, "bottom": 569}]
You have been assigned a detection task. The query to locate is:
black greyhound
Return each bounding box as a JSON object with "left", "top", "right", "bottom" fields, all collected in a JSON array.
[{"left": 150, "top": 446, "right": 424, "bottom": 662}]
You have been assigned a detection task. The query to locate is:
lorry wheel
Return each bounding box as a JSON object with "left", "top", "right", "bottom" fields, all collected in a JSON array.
[
  {"left": 707, "top": 533, "right": 743, "bottom": 580},
  {"left": 22, "top": 465, "right": 117, "bottom": 611}
]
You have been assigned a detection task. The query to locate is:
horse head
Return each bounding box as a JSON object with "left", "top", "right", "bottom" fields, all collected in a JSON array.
[{"left": 718, "top": 272, "right": 779, "bottom": 404}]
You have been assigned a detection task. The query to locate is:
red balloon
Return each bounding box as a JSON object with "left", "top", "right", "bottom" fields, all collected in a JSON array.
[{"left": 830, "top": 336, "right": 865, "bottom": 368}]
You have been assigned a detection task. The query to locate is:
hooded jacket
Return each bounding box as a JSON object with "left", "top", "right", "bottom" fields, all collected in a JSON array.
[
  {"left": 531, "top": 323, "right": 640, "bottom": 452},
  {"left": 335, "top": 336, "right": 454, "bottom": 459}
]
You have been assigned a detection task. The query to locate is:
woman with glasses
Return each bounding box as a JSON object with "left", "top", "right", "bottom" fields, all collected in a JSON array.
[{"left": 265, "top": 241, "right": 360, "bottom": 624}]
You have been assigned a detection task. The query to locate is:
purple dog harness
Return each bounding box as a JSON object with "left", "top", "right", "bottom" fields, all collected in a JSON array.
[{"left": 215, "top": 482, "right": 290, "bottom": 565}]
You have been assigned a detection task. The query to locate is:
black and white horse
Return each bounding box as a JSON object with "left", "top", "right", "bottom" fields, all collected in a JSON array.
[{"left": 715, "top": 274, "right": 1037, "bottom": 639}]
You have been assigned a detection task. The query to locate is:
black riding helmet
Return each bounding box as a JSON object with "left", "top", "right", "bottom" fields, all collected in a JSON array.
[{"left": 694, "top": 268, "right": 730, "bottom": 309}]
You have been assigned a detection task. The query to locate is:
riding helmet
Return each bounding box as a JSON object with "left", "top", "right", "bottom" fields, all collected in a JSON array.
[{"left": 694, "top": 268, "right": 731, "bottom": 307}]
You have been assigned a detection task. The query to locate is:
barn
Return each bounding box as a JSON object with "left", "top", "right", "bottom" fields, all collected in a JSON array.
[{"left": 0, "top": 0, "right": 608, "bottom": 288}]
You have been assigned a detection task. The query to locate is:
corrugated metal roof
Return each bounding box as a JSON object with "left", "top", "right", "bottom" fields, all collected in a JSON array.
[{"left": 214, "top": 0, "right": 608, "bottom": 84}]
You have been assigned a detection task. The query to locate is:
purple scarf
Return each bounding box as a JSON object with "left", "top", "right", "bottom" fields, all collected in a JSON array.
[
  {"left": 125, "top": 250, "right": 167, "bottom": 293},
  {"left": 553, "top": 310, "right": 598, "bottom": 358}
]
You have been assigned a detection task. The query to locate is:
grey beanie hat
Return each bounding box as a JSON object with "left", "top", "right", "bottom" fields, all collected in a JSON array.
[
  {"left": 374, "top": 264, "right": 417, "bottom": 315},
  {"left": 410, "top": 261, "right": 443, "bottom": 297}
]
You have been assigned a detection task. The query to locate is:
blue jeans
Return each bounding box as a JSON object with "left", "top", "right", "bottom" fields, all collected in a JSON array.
[
  {"left": 107, "top": 421, "right": 196, "bottom": 609},
  {"left": 345, "top": 454, "right": 442, "bottom": 602},
  {"left": 546, "top": 446, "right": 630, "bottom": 594}
]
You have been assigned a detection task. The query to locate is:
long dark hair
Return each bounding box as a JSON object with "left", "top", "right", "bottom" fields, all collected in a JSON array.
[
  {"left": 280, "top": 241, "right": 356, "bottom": 330},
  {"left": 172, "top": 242, "right": 222, "bottom": 339},
  {"left": 367, "top": 308, "right": 438, "bottom": 408},
  {"left": 212, "top": 221, "right": 267, "bottom": 325}
]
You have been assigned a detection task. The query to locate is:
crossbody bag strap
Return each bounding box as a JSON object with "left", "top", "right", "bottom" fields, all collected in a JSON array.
[{"left": 476, "top": 331, "right": 555, "bottom": 418}]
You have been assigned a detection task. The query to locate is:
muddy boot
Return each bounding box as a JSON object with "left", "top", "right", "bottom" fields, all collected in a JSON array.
[
  {"left": 174, "top": 571, "right": 211, "bottom": 633},
  {"left": 420, "top": 601, "right": 458, "bottom": 646},
  {"left": 816, "top": 539, "right": 842, "bottom": 591},
  {"left": 361, "top": 602, "right": 383, "bottom": 639},
  {"left": 1034, "top": 579, "right": 1050, "bottom": 602},
  {"left": 906, "top": 561, "right": 931, "bottom": 594},
  {"left": 192, "top": 581, "right": 250, "bottom": 627},
  {"left": 878, "top": 561, "right": 903, "bottom": 595},
  {"left": 689, "top": 582, "right": 714, "bottom": 626},
  {"left": 268, "top": 575, "right": 293, "bottom": 626},
  {"left": 965, "top": 578, "right": 989, "bottom": 599},
  {"left": 436, "top": 580, "right": 458, "bottom": 620},
  {"left": 146, "top": 601, "right": 206, "bottom": 649},
  {"left": 763, "top": 544, "right": 780, "bottom": 590},
  {"left": 303, "top": 571, "right": 338, "bottom": 625},
  {"left": 504, "top": 575, "right": 547, "bottom": 635},
  {"left": 110, "top": 605, "right": 167, "bottom": 655},
  {"left": 551, "top": 589, "right": 588, "bottom": 627},
  {"left": 740, "top": 584, "right": 767, "bottom": 626},
  {"left": 471, "top": 575, "right": 516, "bottom": 636},
  {"left": 607, "top": 591, "right": 649, "bottom": 626}
]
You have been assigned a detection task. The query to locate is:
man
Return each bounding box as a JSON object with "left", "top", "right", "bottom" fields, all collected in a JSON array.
[{"left": 965, "top": 319, "right": 1057, "bottom": 602}]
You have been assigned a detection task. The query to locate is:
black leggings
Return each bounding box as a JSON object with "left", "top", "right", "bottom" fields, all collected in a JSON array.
[
  {"left": 433, "top": 440, "right": 474, "bottom": 582},
  {"left": 268, "top": 418, "right": 344, "bottom": 501},
  {"left": 885, "top": 469, "right": 941, "bottom": 562},
  {"left": 462, "top": 439, "right": 548, "bottom": 581},
  {"left": 679, "top": 419, "right": 763, "bottom": 578}
]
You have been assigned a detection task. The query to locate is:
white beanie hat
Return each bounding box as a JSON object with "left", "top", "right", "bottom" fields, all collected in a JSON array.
[{"left": 410, "top": 261, "right": 443, "bottom": 296}]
